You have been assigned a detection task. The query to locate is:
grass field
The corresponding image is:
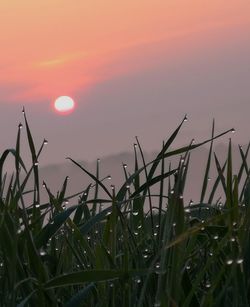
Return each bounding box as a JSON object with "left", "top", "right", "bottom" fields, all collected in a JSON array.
[{"left": 0, "top": 110, "right": 249, "bottom": 306}]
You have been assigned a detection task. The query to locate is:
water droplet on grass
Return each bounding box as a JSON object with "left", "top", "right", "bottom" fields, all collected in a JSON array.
[
  {"left": 226, "top": 259, "right": 233, "bottom": 265},
  {"left": 40, "top": 249, "right": 46, "bottom": 256},
  {"left": 134, "top": 277, "right": 141, "bottom": 284}
]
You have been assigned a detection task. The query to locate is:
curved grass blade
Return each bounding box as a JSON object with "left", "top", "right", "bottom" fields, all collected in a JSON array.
[
  {"left": 200, "top": 119, "right": 215, "bottom": 203},
  {"left": 44, "top": 269, "right": 149, "bottom": 289},
  {"left": 67, "top": 158, "right": 112, "bottom": 199}
]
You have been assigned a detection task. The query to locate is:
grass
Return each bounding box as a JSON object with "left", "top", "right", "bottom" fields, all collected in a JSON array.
[{"left": 0, "top": 110, "right": 250, "bottom": 306}]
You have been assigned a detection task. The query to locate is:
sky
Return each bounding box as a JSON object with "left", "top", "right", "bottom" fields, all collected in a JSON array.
[{"left": 0, "top": 0, "right": 250, "bottom": 167}]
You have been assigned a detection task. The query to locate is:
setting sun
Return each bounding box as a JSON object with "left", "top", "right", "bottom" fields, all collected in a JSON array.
[{"left": 54, "top": 96, "right": 75, "bottom": 114}]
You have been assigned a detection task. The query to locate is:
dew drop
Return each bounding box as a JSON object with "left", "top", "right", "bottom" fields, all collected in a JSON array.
[
  {"left": 184, "top": 115, "right": 188, "bottom": 122},
  {"left": 40, "top": 249, "right": 46, "bottom": 256},
  {"left": 135, "top": 277, "right": 141, "bottom": 284},
  {"left": 184, "top": 208, "right": 191, "bottom": 213},
  {"left": 231, "top": 128, "right": 236, "bottom": 133},
  {"left": 226, "top": 259, "right": 233, "bottom": 265},
  {"left": 34, "top": 161, "right": 39, "bottom": 166},
  {"left": 132, "top": 211, "right": 139, "bottom": 216},
  {"left": 43, "top": 139, "right": 48, "bottom": 145},
  {"left": 205, "top": 282, "right": 211, "bottom": 289},
  {"left": 155, "top": 262, "right": 160, "bottom": 269},
  {"left": 123, "top": 163, "right": 127, "bottom": 168},
  {"left": 18, "top": 123, "right": 23, "bottom": 129},
  {"left": 213, "top": 235, "right": 219, "bottom": 240},
  {"left": 236, "top": 258, "right": 243, "bottom": 264}
]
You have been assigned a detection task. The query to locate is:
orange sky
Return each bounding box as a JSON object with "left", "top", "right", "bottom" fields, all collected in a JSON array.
[{"left": 1, "top": 0, "right": 250, "bottom": 103}]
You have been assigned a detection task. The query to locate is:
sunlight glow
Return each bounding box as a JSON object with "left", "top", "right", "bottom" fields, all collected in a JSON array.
[{"left": 54, "top": 96, "right": 75, "bottom": 114}]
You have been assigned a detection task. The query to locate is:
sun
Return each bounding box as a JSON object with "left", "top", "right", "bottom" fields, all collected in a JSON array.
[{"left": 54, "top": 96, "right": 75, "bottom": 114}]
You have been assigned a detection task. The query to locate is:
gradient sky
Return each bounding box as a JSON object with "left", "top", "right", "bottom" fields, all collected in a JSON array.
[{"left": 1, "top": 0, "right": 250, "bottom": 166}]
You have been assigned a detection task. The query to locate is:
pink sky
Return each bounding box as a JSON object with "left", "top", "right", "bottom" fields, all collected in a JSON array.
[
  {"left": 1, "top": 0, "right": 249, "bottom": 104},
  {"left": 0, "top": 1, "right": 250, "bottom": 165}
]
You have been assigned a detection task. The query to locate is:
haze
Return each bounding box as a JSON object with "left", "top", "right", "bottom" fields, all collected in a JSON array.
[{"left": 0, "top": 1, "right": 250, "bottom": 167}]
